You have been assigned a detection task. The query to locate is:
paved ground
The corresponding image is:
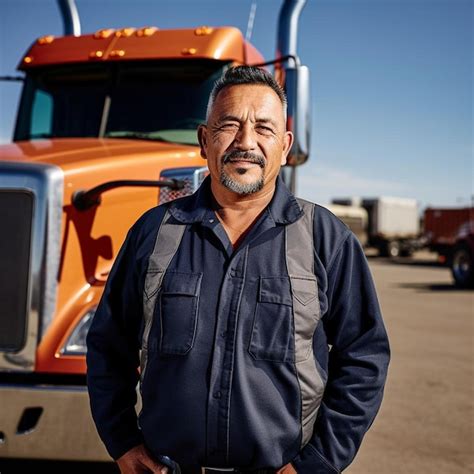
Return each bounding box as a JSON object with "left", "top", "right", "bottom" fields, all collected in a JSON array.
[
  {"left": 1, "top": 251, "right": 472, "bottom": 473},
  {"left": 347, "top": 251, "right": 474, "bottom": 474}
]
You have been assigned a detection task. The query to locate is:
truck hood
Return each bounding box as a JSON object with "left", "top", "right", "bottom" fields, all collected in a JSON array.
[{"left": 0, "top": 138, "right": 201, "bottom": 169}]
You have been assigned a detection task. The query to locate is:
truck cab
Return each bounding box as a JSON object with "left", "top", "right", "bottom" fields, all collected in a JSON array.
[
  {"left": 1, "top": 26, "right": 250, "bottom": 461},
  {"left": 0, "top": 1, "right": 311, "bottom": 461}
]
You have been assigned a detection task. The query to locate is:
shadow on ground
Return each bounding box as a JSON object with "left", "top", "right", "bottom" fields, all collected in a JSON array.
[
  {"left": 0, "top": 459, "right": 119, "bottom": 473},
  {"left": 390, "top": 259, "right": 444, "bottom": 268},
  {"left": 366, "top": 255, "right": 444, "bottom": 268},
  {"left": 396, "top": 282, "right": 471, "bottom": 292}
]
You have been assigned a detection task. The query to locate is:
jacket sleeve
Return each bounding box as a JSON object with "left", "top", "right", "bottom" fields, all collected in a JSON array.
[
  {"left": 86, "top": 227, "right": 144, "bottom": 460},
  {"left": 292, "top": 232, "right": 391, "bottom": 473}
]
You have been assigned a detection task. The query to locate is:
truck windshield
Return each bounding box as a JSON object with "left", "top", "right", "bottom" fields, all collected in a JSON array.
[{"left": 14, "top": 60, "right": 228, "bottom": 145}]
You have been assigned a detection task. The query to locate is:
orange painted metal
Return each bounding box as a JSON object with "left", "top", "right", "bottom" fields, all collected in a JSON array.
[
  {"left": 5, "top": 23, "right": 266, "bottom": 376},
  {"left": 0, "top": 138, "right": 206, "bottom": 374},
  {"left": 0, "top": 17, "right": 273, "bottom": 460},
  {"left": 19, "top": 27, "right": 249, "bottom": 69},
  {"left": 19, "top": 33, "right": 116, "bottom": 69}
]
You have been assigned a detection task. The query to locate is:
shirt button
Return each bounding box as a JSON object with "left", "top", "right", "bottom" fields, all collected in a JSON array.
[
  {"left": 230, "top": 269, "right": 237, "bottom": 277},
  {"left": 213, "top": 391, "right": 222, "bottom": 399},
  {"left": 221, "top": 331, "right": 227, "bottom": 338}
]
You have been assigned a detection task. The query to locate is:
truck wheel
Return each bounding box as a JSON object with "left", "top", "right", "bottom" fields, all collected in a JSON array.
[
  {"left": 378, "top": 241, "right": 400, "bottom": 258},
  {"left": 387, "top": 240, "right": 401, "bottom": 258},
  {"left": 451, "top": 244, "right": 474, "bottom": 288}
]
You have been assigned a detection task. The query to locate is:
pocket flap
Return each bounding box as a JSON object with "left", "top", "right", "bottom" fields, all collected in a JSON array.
[
  {"left": 144, "top": 270, "right": 164, "bottom": 299},
  {"left": 162, "top": 271, "right": 202, "bottom": 296},
  {"left": 291, "top": 277, "right": 318, "bottom": 306},
  {"left": 259, "top": 277, "right": 292, "bottom": 306}
]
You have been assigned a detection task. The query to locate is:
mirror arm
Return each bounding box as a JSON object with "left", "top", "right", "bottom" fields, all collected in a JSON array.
[
  {"left": 72, "top": 178, "right": 185, "bottom": 211},
  {"left": 0, "top": 76, "right": 24, "bottom": 82},
  {"left": 248, "top": 55, "right": 300, "bottom": 68}
]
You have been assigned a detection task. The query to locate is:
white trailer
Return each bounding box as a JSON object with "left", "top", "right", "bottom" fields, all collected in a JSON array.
[
  {"left": 332, "top": 196, "right": 421, "bottom": 257},
  {"left": 324, "top": 203, "right": 369, "bottom": 247}
]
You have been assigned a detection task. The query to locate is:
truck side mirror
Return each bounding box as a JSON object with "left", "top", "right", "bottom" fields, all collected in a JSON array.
[{"left": 284, "top": 65, "right": 311, "bottom": 166}]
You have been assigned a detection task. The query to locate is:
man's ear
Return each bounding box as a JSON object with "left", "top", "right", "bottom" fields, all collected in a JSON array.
[
  {"left": 281, "top": 130, "right": 294, "bottom": 165},
  {"left": 197, "top": 124, "right": 208, "bottom": 160}
]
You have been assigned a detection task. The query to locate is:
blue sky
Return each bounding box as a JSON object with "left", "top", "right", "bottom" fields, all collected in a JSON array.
[{"left": 0, "top": 0, "right": 472, "bottom": 209}]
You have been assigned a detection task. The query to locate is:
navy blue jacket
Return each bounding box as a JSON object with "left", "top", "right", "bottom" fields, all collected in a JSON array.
[{"left": 86, "top": 177, "right": 390, "bottom": 473}]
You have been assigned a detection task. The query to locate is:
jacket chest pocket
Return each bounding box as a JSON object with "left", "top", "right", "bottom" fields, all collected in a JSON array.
[
  {"left": 158, "top": 271, "right": 202, "bottom": 356},
  {"left": 248, "top": 277, "right": 294, "bottom": 362}
]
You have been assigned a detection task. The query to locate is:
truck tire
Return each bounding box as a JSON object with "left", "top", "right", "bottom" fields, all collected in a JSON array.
[
  {"left": 451, "top": 243, "right": 474, "bottom": 288},
  {"left": 385, "top": 240, "right": 401, "bottom": 258},
  {"left": 378, "top": 241, "right": 397, "bottom": 257}
]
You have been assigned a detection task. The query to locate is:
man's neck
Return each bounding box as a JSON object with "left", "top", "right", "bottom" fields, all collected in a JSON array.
[
  {"left": 210, "top": 180, "right": 277, "bottom": 247},
  {"left": 210, "top": 180, "right": 276, "bottom": 212}
]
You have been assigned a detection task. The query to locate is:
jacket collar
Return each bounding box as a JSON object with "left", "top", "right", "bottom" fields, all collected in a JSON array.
[{"left": 168, "top": 175, "right": 303, "bottom": 225}]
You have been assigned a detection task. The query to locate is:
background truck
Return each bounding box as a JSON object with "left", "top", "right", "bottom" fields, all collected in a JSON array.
[
  {"left": 324, "top": 203, "right": 369, "bottom": 247},
  {"left": 0, "top": 0, "right": 311, "bottom": 461},
  {"left": 331, "top": 196, "right": 421, "bottom": 257},
  {"left": 423, "top": 206, "right": 474, "bottom": 288}
]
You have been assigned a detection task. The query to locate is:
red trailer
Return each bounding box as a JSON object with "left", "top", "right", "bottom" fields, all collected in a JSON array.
[{"left": 423, "top": 206, "right": 474, "bottom": 288}]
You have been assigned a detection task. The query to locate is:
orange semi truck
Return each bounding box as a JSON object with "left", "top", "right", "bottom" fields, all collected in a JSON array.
[{"left": 0, "top": 0, "right": 311, "bottom": 461}]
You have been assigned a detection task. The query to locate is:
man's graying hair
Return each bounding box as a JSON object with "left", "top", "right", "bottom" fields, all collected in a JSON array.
[{"left": 206, "top": 66, "right": 288, "bottom": 121}]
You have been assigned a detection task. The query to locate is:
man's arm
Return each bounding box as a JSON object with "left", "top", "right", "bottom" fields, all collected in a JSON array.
[
  {"left": 293, "top": 232, "right": 391, "bottom": 473},
  {"left": 86, "top": 227, "right": 145, "bottom": 461}
]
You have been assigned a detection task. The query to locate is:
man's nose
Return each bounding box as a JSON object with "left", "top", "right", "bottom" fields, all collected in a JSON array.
[{"left": 234, "top": 123, "right": 257, "bottom": 150}]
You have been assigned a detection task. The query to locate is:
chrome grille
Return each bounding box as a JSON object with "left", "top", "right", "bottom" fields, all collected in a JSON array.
[
  {"left": 0, "top": 190, "right": 34, "bottom": 351},
  {"left": 0, "top": 162, "right": 63, "bottom": 371},
  {"left": 159, "top": 167, "right": 208, "bottom": 204}
]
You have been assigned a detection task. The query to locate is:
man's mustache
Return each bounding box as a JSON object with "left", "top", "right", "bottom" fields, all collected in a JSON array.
[{"left": 222, "top": 150, "right": 265, "bottom": 168}]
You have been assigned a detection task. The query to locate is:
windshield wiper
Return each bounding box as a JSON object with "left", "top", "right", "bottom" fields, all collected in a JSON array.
[
  {"left": 104, "top": 131, "right": 167, "bottom": 141},
  {"left": 29, "top": 133, "right": 54, "bottom": 139},
  {"left": 105, "top": 129, "right": 199, "bottom": 146}
]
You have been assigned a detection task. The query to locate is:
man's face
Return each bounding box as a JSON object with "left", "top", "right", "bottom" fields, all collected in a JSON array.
[{"left": 198, "top": 84, "right": 293, "bottom": 196}]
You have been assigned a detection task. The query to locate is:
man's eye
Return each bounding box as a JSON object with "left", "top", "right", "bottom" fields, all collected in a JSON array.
[
  {"left": 256, "top": 125, "right": 274, "bottom": 134},
  {"left": 220, "top": 123, "right": 239, "bottom": 130}
]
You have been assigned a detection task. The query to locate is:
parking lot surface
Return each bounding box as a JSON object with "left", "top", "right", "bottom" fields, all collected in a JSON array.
[
  {"left": 348, "top": 252, "right": 473, "bottom": 474},
  {"left": 1, "top": 251, "right": 472, "bottom": 473}
]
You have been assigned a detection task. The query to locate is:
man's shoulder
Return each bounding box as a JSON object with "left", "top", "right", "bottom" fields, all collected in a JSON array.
[
  {"left": 133, "top": 194, "right": 194, "bottom": 230},
  {"left": 132, "top": 203, "right": 166, "bottom": 232},
  {"left": 296, "top": 198, "right": 351, "bottom": 237},
  {"left": 295, "top": 198, "right": 353, "bottom": 270}
]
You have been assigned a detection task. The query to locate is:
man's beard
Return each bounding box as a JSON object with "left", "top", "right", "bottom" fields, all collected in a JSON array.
[{"left": 220, "top": 150, "right": 266, "bottom": 195}]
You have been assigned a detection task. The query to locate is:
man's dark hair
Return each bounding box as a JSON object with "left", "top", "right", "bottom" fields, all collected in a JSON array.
[{"left": 206, "top": 66, "right": 287, "bottom": 120}]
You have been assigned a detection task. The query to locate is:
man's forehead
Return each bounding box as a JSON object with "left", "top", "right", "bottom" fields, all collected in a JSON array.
[
  {"left": 211, "top": 84, "right": 284, "bottom": 117},
  {"left": 215, "top": 84, "right": 280, "bottom": 102}
]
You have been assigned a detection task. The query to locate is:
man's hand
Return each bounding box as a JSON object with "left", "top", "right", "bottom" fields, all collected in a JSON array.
[
  {"left": 276, "top": 462, "right": 297, "bottom": 474},
  {"left": 116, "top": 444, "right": 170, "bottom": 474}
]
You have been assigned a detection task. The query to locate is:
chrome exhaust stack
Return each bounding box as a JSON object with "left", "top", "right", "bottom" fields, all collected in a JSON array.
[
  {"left": 57, "top": 0, "right": 81, "bottom": 36},
  {"left": 276, "top": 0, "right": 311, "bottom": 191}
]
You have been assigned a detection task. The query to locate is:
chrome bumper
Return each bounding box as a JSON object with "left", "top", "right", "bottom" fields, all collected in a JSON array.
[{"left": 0, "top": 383, "right": 110, "bottom": 461}]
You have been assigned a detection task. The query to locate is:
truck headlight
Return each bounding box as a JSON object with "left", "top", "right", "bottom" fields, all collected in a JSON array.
[{"left": 60, "top": 307, "right": 96, "bottom": 355}]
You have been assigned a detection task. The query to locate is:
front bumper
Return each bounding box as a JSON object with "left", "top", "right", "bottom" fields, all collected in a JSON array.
[{"left": 0, "top": 383, "right": 110, "bottom": 461}]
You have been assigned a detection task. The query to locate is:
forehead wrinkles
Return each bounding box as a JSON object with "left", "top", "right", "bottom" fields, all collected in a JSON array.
[{"left": 211, "top": 85, "right": 284, "bottom": 125}]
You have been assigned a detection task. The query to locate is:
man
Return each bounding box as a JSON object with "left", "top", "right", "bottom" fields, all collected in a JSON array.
[{"left": 86, "top": 66, "right": 390, "bottom": 474}]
